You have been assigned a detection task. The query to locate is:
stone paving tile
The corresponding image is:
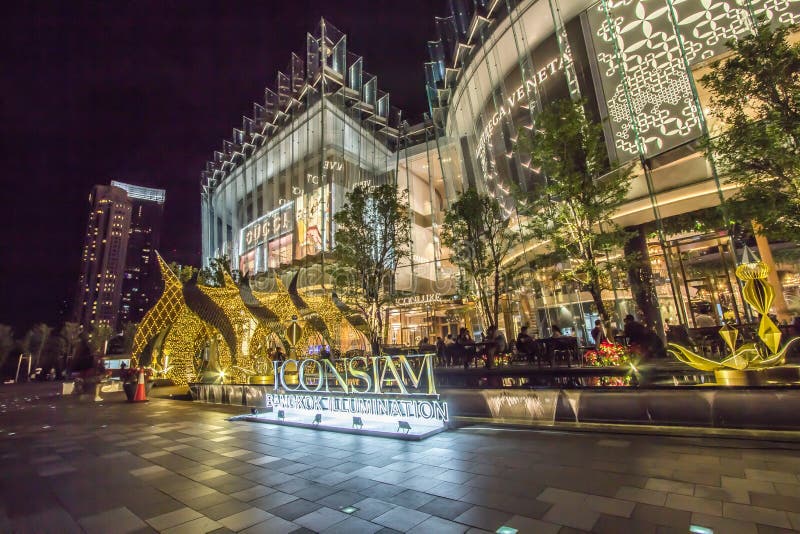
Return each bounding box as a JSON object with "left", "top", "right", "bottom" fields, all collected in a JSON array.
[
  {"left": 645, "top": 477, "right": 695, "bottom": 496},
  {"left": 320, "top": 515, "right": 383, "bottom": 534},
  {"left": 691, "top": 511, "right": 759, "bottom": 534},
  {"left": 746, "top": 469, "right": 800, "bottom": 484},
  {"left": 218, "top": 507, "right": 273, "bottom": 531},
  {"left": 615, "top": 485, "right": 668, "bottom": 506},
  {"left": 385, "top": 488, "right": 436, "bottom": 509},
  {"left": 631, "top": 503, "right": 691, "bottom": 528},
  {"left": 750, "top": 491, "right": 800, "bottom": 512},
  {"left": 270, "top": 498, "right": 323, "bottom": 521},
  {"left": 161, "top": 515, "right": 222, "bottom": 534},
  {"left": 723, "top": 502, "right": 793, "bottom": 529},
  {"left": 417, "top": 496, "right": 473, "bottom": 520},
  {"left": 239, "top": 515, "right": 299, "bottom": 533},
  {"left": 352, "top": 497, "right": 397, "bottom": 520},
  {"left": 373, "top": 505, "right": 431, "bottom": 531},
  {"left": 78, "top": 506, "right": 147, "bottom": 534},
  {"left": 294, "top": 506, "right": 350, "bottom": 531},
  {"left": 664, "top": 493, "right": 723, "bottom": 516},
  {"left": 146, "top": 507, "right": 203, "bottom": 530}
]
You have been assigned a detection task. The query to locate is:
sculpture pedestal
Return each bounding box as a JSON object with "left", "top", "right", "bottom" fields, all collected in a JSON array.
[{"left": 714, "top": 366, "right": 800, "bottom": 386}]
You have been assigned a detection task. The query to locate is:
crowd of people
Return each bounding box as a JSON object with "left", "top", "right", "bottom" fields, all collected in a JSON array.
[{"left": 416, "top": 313, "right": 670, "bottom": 369}]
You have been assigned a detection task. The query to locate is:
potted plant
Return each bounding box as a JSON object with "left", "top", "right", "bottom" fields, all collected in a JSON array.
[{"left": 122, "top": 367, "right": 154, "bottom": 401}]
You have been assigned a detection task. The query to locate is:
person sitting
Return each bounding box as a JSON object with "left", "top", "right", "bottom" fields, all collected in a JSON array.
[
  {"left": 516, "top": 326, "right": 536, "bottom": 362},
  {"left": 591, "top": 320, "right": 607, "bottom": 346},
  {"left": 418, "top": 337, "right": 436, "bottom": 354},
  {"left": 624, "top": 314, "right": 665, "bottom": 360},
  {"left": 694, "top": 304, "right": 717, "bottom": 328},
  {"left": 484, "top": 325, "right": 507, "bottom": 369},
  {"left": 457, "top": 328, "right": 476, "bottom": 369}
]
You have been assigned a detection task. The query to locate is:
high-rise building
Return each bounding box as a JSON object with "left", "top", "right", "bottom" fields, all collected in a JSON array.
[
  {"left": 112, "top": 181, "right": 166, "bottom": 326},
  {"left": 74, "top": 184, "right": 132, "bottom": 330},
  {"left": 73, "top": 181, "right": 166, "bottom": 332}
]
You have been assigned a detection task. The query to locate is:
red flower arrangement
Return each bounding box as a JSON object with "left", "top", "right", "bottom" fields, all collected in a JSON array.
[
  {"left": 121, "top": 367, "right": 154, "bottom": 383},
  {"left": 583, "top": 341, "right": 631, "bottom": 367}
]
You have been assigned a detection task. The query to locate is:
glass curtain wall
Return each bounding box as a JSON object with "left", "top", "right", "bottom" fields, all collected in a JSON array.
[{"left": 426, "top": 0, "right": 800, "bottom": 342}]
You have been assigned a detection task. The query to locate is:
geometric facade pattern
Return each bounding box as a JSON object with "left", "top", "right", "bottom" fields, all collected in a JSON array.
[{"left": 588, "top": 0, "right": 800, "bottom": 161}]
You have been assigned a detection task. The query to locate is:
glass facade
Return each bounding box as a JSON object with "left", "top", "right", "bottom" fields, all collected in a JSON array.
[
  {"left": 200, "top": 8, "right": 800, "bottom": 348},
  {"left": 426, "top": 0, "right": 800, "bottom": 340},
  {"left": 201, "top": 19, "right": 452, "bottom": 304}
]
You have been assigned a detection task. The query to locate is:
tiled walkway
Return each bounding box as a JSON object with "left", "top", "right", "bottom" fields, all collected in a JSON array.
[{"left": 1, "top": 385, "right": 800, "bottom": 533}]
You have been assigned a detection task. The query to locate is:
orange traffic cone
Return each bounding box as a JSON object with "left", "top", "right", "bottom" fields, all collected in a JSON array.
[{"left": 131, "top": 368, "right": 148, "bottom": 402}]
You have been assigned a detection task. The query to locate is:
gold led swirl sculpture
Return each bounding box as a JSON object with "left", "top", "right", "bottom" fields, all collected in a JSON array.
[
  {"left": 131, "top": 253, "right": 370, "bottom": 386},
  {"left": 668, "top": 253, "right": 798, "bottom": 378}
]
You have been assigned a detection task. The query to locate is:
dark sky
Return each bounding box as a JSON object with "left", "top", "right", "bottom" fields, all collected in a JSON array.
[{"left": 0, "top": 1, "right": 442, "bottom": 333}]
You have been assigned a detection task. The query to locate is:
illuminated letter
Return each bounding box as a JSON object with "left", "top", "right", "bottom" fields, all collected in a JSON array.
[
  {"left": 321, "top": 359, "right": 348, "bottom": 393},
  {"left": 375, "top": 356, "right": 407, "bottom": 395},
  {"left": 348, "top": 357, "right": 372, "bottom": 394},
  {"left": 397, "top": 354, "right": 437, "bottom": 395},
  {"left": 298, "top": 359, "right": 324, "bottom": 392},
  {"left": 273, "top": 360, "right": 281, "bottom": 391},
  {"left": 280, "top": 359, "right": 301, "bottom": 392}
]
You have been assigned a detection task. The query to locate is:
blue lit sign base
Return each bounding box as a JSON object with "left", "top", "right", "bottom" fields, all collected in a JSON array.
[{"left": 233, "top": 406, "right": 447, "bottom": 441}]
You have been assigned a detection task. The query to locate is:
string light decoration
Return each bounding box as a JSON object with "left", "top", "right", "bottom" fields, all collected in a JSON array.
[
  {"left": 160, "top": 309, "right": 209, "bottom": 385},
  {"left": 133, "top": 258, "right": 374, "bottom": 386},
  {"left": 131, "top": 253, "right": 185, "bottom": 368}
]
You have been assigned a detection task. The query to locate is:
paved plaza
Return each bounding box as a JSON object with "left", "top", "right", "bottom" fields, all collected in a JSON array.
[{"left": 2, "top": 385, "right": 800, "bottom": 533}]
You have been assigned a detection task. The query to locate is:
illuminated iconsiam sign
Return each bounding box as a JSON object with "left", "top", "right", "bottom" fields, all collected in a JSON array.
[{"left": 254, "top": 354, "right": 449, "bottom": 436}]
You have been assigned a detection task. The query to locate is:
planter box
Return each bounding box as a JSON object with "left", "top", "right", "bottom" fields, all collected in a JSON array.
[{"left": 123, "top": 381, "right": 154, "bottom": 401}]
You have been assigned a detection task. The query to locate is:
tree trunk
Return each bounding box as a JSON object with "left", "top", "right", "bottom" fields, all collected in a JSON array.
[
  {"left": 589, "top": 285, "right": 607, "bottom": 323},
  {"left": 492, "top": 269, "right": 501, "bottom": 328}
]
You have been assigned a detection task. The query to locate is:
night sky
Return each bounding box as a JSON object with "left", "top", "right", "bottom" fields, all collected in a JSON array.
[{"left": 1, "top": 1, "right": 441, "bottom": 333}]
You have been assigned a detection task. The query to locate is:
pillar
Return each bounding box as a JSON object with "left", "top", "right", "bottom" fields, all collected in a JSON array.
[{"left": 624, "top": 225, "right": 664, "bottom": 337}]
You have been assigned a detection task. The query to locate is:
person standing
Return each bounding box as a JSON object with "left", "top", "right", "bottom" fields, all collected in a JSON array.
[{"left": 591, "top": 320, "right": 607, "bottom": 346}]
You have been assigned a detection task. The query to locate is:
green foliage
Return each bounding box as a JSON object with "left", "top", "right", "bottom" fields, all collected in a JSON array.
[
  {"left": 440, "top": 188, "right": 517, "bottom": 327},
  {"left": 60, "top": 322, "right": 81, "bottom": 368},
  {"left": 168, "top": 261, "right": 199, "bottom": 284},
  {"left": 23, "top": 323, "right": 53, "bottom": 368},
  {"left": 517, "top": 99, "right": 634, "bottom": 320},
  {"left": 196, "top": 254, "right": 231, "bottom": 287},
  {"left": 87, "top": 324, "right": 112, "bottom": 355},
  {"left": 332, "top": 184, "right": 411, "bottom": 352},
  {"left": 700, "top": 22, "right": 800, "bottom": 241}
]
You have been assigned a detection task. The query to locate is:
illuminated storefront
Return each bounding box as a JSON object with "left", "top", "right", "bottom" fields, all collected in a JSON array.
[{"left": 426, "top": 0, "right": 800, "bottom": 340}]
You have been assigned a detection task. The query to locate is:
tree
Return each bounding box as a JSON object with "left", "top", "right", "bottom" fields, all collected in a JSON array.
[
  {"left": 332, "top": 184, "right": 411, "bottom": 354},
  {"left": 168, "top": 261, "right": 198, "bottom": 284},
  {"left": 199, "top": 255, "right": 231, "bottom": 287},
  {"left": 700, "top": 22, "right": 800, "bottom": 240},
  {"left": 0, "top": 325, "right": 13, "bottom": 376},
  {"left": 518, "top": 99, "right": 634, "bottom": 321},
  {"left": 60, "top": 322, "right": 81, "bottom": 370},
  {"left": 23, "top": 323, "right": 53, "bottom": 368},
  {"left": 440, "top": 189, "right": 517, "bottom": 328},
  {"left": 120, "top": 321, "right": 137, "bottom": 354},
  {"left": 87, "top": 324, "right": 113, "bottom": 355}
]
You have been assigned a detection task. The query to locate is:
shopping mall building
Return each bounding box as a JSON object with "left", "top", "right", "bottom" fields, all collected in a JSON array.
[{"left": 201, "top": 3, "right": 800, "bottom": 347}]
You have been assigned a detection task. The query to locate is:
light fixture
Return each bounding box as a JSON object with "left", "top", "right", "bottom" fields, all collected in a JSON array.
[
  {"left": 397, "top": 421, "right": 411, "bottom": 433},
  {"left": 352, "top": 416, "right": 363, "bottom": 429},
  {"left": 496, "top": 527, "right": 518, "bottom": 534},
  {"left": 250, "top": 407, "right": 259, "bottom": 415},
  {"left": 340, "top": 506, "right": 359, "bottom": 514},
  {"left": 313, "top": 413, "right": 322, "bottom": 425},
  {"left": 689, "top": 527, "right": 713, "bottom": 534},
  {"left": 278, "top": 409, "right": 285, "bottom": 420}
]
